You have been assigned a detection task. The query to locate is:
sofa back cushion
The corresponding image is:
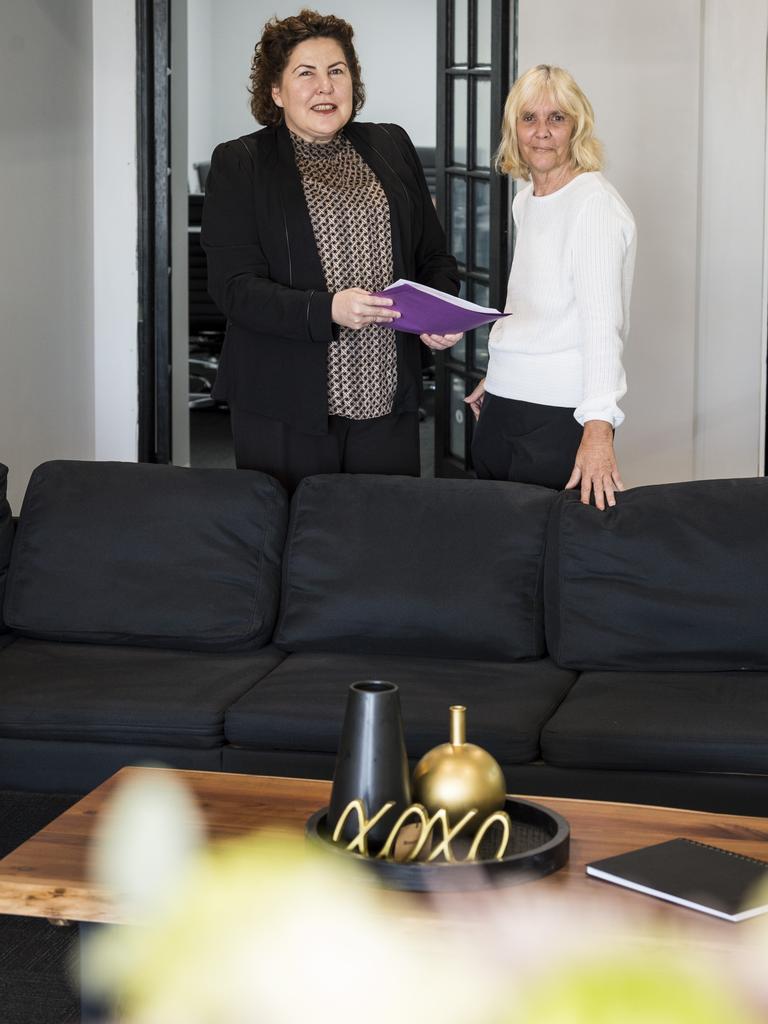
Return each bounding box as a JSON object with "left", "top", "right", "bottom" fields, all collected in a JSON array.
[
  {"left": 0, "top": 464, "right": 14, "bottom": 635},
  {"left": 4, "top": 461, "right": 288, "bottom": 651},
  {"left": 274, "top": 474, "right": 556, "bottom": 661},
  {"left": 545, "top": 479, "right": 768, "bottom": 670}
]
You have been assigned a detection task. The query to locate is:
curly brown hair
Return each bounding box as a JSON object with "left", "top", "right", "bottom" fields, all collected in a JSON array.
[{"left": 249, "top": 9, "right": 365, "bottom": 127}]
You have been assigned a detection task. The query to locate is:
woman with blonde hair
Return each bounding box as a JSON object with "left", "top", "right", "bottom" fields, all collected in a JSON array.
[{"left": 465, "top": 65, "right": 636, "bottom": 509}]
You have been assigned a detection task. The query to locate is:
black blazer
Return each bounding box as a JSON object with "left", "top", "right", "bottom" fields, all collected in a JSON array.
[{"left": 201, "top": 121, "right": 460, "bottom": 434}]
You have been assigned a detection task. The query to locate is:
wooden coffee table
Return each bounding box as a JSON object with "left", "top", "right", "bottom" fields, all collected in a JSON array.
[{"left": 1, "top": 766, "right": 768, "bottom": 938}]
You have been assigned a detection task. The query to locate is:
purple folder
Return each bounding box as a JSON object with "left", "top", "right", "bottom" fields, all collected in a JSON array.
[{"left": 372, "top": 280, "right": 510, "bottom": 336}]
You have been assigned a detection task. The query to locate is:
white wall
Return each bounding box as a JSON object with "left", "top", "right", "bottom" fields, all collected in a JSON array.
[
  {"left": 93, "top": 0, "right": 139, "bottom": 463},
  {"left": 517, "top": 0, "right": 767, "bottom": 485},
  {"left": 0, "top": 0, "right": 95, "bottom": 512},
  {"left": 187, "top": 0, "right": 437, "bottom": 189},
  {"left": 0, "top": 0, "right": 139, "bottom": 511},
  {"left": 187, "top": 0, "right": 214, "bottom": 191},
  {"left": 696, "top": 0, "right": 767, "bottom": 479}
]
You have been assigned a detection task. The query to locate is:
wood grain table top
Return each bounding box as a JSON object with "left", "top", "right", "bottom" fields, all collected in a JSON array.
[{"left": 1, "top": 767, "right": 767, "bottom": 939}]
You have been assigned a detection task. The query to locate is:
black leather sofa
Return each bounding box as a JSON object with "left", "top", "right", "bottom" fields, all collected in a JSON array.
[{"left": 1, "top": 460, "right": 766, "bottom": 817}]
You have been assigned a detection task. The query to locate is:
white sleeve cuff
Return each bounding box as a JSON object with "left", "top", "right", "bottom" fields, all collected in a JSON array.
[{"left": 574, "top": 396, "right": 625, "bottom": 429}]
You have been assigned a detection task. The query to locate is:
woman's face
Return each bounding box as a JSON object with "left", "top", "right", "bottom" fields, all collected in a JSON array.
[
  {"left": 515, "top": 92, "right": 574, "bottom": 178},
  {"left": 271, "top": 37, "right": 354, "bottom": 143}
]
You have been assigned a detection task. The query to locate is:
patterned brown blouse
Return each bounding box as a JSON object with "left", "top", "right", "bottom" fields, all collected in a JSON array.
[{"left": 291, "top": 132, "right": 397, "bottom": 420}]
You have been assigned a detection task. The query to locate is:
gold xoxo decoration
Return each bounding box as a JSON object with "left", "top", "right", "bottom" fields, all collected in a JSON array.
[{"left": 331, "top": 799, "right": 511, "bottom": 864}]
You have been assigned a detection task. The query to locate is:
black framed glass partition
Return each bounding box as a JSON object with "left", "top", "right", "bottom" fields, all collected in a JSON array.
[
  {"left": 434, "top": 0, "right": 515, "bottom": 477},
  {"left": 136, "top": 0, "right": 173, "bottom": 463}
]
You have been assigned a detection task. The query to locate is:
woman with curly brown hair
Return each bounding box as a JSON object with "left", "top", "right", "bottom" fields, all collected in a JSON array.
[{"left": 202, "top": 9, "right": 460, "bottom": 492}]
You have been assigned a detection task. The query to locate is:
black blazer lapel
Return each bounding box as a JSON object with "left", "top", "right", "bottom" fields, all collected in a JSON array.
[
  {"left": 344, "top": 123, "right": 411, "bottom": 282},
  {"left": 274, "top": 123, "right": 327, "bottom": 291}
]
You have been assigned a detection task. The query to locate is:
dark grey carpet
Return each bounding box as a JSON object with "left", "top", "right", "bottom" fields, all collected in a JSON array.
[{"left": 0, "top": 791, "right": 81, "bottom": 1024}]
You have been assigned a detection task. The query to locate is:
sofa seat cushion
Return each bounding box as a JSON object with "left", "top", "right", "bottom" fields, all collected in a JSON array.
[
  {"left": 0, "top": 638, "right": 284, "bottom": 748},
  {"left": 544, "top": 479, "right": 768, "bottom": 671},
  {"left": 0, "top": 464, "right": 13, "bottom": 635},
  {"left": 4, "top": 461, "right": 288, "bottom": 652},
  {"left": 225, "top": 652, "right": 576, "bottom": 764},
  {"left": 541, "top": 671, "right": 768, "bottom": 774},
  {"left": 274, "top": 475, "right": 557, "bottom": 661}
]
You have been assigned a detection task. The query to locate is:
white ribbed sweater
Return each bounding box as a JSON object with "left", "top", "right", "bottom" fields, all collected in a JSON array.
[{"left": 485, "top": 171, "right": 636, "bottom": 427}]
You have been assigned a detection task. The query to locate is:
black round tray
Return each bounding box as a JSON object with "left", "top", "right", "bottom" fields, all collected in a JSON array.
[{"left": 306, "top": 797, "right": 569, "bottom": 892}]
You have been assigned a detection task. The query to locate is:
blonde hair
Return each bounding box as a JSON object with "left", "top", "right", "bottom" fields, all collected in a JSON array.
[{"left": 496, "top": 64, "right": 603, "bottom": 179}]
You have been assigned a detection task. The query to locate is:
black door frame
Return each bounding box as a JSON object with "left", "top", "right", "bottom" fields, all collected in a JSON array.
[
  {"left": 136, "top": 0, "right": 172, "bottom": 463},
  {"left": 434, "top": 0, "right": 516, "bottom": 478}
]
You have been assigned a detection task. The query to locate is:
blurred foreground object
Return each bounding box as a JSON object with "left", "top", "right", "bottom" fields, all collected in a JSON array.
[
  {"left": 89, "top": 765, "right": 205, "bottom": 920},
  {"left": 85, "top": 833, "right": 484, "bottom": 1024},
  {"left": 83, "top": 839, "right": 768, "bottom": 1024},
  {"left": 81, "top": 771, "right": 768, "bottom": 1024},
  {"left": 512, "top": 951, "right": 760, "bottom": 1024}
]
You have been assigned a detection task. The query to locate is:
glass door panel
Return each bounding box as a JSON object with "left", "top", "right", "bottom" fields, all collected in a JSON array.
[
  {"left": 452, "top": 0, "right": 469, "bottom": 64},
  {"left": 475, "top": 0, "right": 492, "bottom": 65},
  {"left": 448, "top": 374, "right": 467, "bottom": 460},
  {"left": 449, "top": 176, "right": 467, "bottom": 266},
  {"left": 472, "top": 179, "right": 491, "bottom": 272},
  {"left": 451, "top": 77, "right": 468, "bottom": 165},
  {"left": 474, "top": 78, "right": 492, "bottom": 169}
]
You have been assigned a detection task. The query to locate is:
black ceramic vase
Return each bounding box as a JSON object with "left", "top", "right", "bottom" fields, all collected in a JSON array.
[{"left": 328, "top": 680, "right": 411, "bottom": 850}]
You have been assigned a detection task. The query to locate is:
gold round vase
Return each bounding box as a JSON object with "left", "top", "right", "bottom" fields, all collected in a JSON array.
[{"left": 412, "top": 705, "right": 506, "bottom": 828}]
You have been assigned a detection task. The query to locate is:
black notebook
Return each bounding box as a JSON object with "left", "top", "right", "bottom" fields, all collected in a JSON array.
[{"left": 586, "top": 838, "right": 768, "bottom": 921}]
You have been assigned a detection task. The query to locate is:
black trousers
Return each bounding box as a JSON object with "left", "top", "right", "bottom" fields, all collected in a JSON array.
[
  {"left": 229, "top": 406, "right": 420, "bottom": 493},
  {"left": 472, "top": 393, "right": 583, "bottom": 490}
]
